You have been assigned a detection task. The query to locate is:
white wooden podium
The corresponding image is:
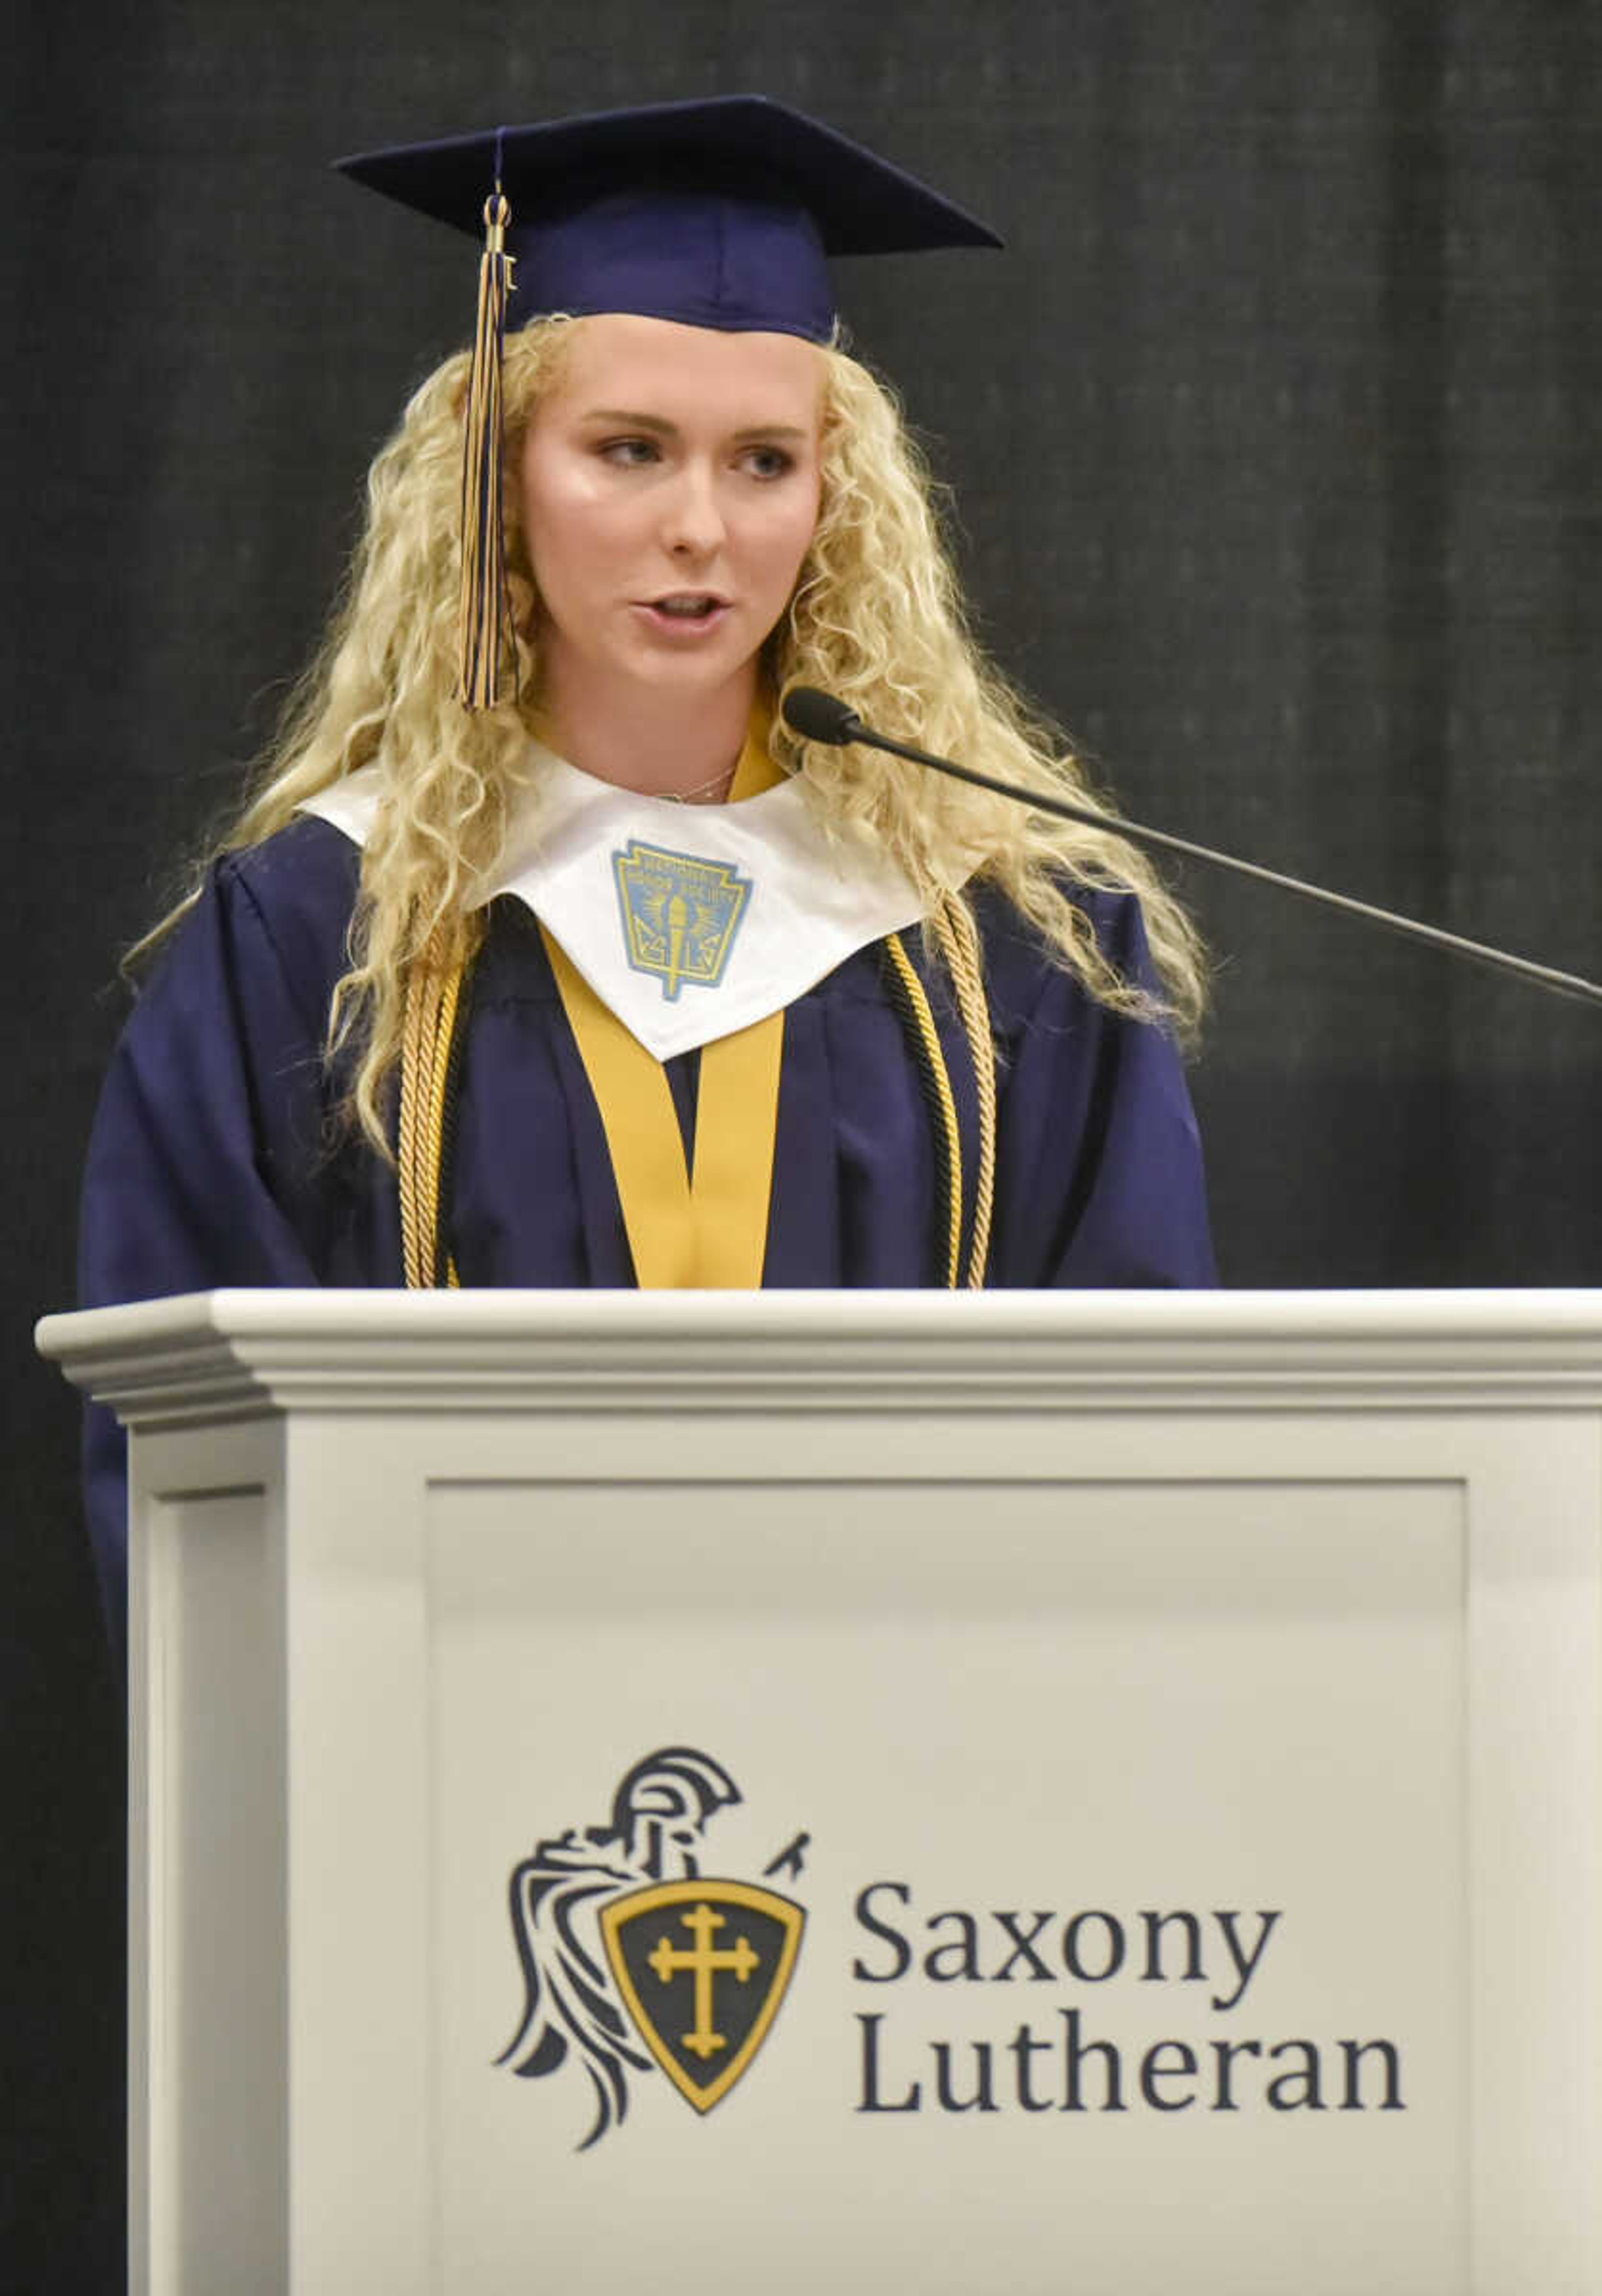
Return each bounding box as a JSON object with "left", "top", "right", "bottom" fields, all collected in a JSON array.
[{"left": 38, "top": 1290, "right": 1602, "bottom": 2296}]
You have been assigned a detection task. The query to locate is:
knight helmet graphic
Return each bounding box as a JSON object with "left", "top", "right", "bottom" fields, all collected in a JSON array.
[{"left": 496, "top": 1748, "right": 806, "bottom": 2150}]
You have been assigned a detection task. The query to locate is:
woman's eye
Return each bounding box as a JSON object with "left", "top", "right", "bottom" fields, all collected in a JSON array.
[
  {"left": 741, "top": 445, "right": 794, "bottom": 480},
  {"left": 600, "top": 437, "right": 659, "bottom": 467}
]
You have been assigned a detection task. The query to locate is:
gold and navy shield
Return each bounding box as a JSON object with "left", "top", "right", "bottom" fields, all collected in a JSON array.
[
  {"left": 599, "top": 1879, "right": 804, "bottom": 2114},
  {"left": 612, "top": 840, "right": 753, "bottom": 1002}
]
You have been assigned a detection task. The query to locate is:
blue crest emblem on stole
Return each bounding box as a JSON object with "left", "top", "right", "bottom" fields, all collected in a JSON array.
[{"left": 612, "top": 840, "right": 753, "bottom": 1001}]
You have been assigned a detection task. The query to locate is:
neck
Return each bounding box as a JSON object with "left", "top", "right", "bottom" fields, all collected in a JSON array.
[{"left": 538, "top": 666, "right": 757, "bottom": 801}]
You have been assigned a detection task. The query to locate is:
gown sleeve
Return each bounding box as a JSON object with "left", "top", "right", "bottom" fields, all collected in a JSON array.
[{"left": 76, "top": 822, "right": 367, "bottom": 1643}]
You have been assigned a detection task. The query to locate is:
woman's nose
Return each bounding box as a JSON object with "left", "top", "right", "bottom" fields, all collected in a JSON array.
[{"left": 664, "top": 463, "right": 725, "bottom": 558}]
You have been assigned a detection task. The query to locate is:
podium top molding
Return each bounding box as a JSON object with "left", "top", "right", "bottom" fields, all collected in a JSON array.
[{"left": 34, "top": 1288, "right": 1602, "bottom": 1428}]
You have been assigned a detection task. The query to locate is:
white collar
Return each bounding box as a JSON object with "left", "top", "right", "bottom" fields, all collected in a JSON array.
[{"left": 300, "top": 743, "right": 931, "bottom": 1060}]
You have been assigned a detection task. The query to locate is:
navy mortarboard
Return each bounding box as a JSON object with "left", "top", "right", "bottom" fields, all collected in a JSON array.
[
  {"left": 336, "top": 95, "right": 1003, "bottom": 339},
  {"left": 335, "top": 96, "right": 1003, "bottom": 704}
]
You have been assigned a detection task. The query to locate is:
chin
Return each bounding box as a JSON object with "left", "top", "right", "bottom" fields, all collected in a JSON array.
[{"left": 627, "top": 642, "right": 756, "bottom": 689}]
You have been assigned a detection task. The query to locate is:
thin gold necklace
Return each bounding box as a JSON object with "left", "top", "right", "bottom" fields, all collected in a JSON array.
[{"left": 666, "top": 760, "right": 738, "bottom": 805}]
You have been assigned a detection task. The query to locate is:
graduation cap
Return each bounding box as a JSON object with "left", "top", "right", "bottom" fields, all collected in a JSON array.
[{"left": 336, "top": 97, "right": 1003, "bottom": 707}]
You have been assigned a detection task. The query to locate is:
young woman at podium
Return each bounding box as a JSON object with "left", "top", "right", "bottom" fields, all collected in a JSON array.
[{"left": 78, "top": 98, "right": 1214, "bottom": 1629}]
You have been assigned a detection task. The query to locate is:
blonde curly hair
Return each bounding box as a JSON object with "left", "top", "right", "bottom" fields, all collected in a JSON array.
[{"left": 152, "top": 316, "right": 1206, "bottom": 1153}]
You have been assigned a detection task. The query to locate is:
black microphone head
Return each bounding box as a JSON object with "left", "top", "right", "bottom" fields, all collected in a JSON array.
[{"left": 781, "top": 686, "right": 862, "bottom": 745}]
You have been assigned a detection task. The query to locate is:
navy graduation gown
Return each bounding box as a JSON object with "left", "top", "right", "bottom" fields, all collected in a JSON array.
[{"left": 80, "top": 815, "right": 1214, "bottom": 1637}]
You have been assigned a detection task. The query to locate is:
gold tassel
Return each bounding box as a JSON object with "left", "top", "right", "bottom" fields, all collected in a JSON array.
[{"left": 458, "top": 188, "right": 516, "bottom": 709}]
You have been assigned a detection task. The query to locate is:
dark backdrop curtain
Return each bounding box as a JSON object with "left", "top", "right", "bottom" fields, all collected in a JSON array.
[{"left": 5, "top": 5, "right": 1598, "bottom": 2283}]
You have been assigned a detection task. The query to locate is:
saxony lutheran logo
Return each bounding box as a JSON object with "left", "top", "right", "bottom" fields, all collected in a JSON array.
[{"left": 495, "top": 1748, "right": 807, "bottom": 2151}]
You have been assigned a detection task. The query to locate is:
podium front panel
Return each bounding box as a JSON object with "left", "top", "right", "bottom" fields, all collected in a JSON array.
[{"left": 37, "top": 1291, "right": 1602, "bottom": 2296}]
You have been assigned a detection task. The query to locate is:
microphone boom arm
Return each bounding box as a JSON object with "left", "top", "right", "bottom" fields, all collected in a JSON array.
[{"left": 821, "top": 709, "right": 1602, "bottom": 1013}]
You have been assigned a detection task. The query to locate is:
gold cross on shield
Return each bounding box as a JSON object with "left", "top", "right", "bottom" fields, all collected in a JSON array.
[{"left": 601, "top": 1878, "right": 805, "bottom": 2114}]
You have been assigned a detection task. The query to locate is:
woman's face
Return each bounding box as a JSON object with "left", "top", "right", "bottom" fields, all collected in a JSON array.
[{"left": 519, "top": 314, "right": 824, "bottom": 711}]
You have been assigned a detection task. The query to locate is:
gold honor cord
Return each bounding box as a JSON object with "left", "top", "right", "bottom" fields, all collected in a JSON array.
[
  {"left": 398, "top": 949, "right": 464, "bottom": 1289},
  {"left": 929, "top": 895, "right": 997, "bottom": 1287},
  {"left": 882, "top": 932, "right": 964, "bottom": 1287}
]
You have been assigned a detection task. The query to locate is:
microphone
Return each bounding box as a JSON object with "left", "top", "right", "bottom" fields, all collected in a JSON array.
[
  {"left": 782, "top": 687, "right": 864, "bottom": 746},
  {"left": 780, "top": 686, "right": 1602, "bottom": 1011}
]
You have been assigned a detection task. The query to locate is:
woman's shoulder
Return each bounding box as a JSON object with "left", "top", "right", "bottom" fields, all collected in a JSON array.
[
  {"left": 970, "top": 868, "right": 1148, "bottom": 941},
  {"left": 209, "top": 813, "right": 362, "bottom": 964},
  {"left": 968, "top": 873, "right": 1160, "bottom": 1020},
  {"left": 215, "top": 812, "right": 362, "bottom": 918},
  {"left": 140, "top": 814, "right": 362, "bottom": 1027}
]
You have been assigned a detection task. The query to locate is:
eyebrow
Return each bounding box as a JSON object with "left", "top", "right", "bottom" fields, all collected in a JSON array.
[{"left": 579, "top": 409, "right": 813, "bottom": 443}]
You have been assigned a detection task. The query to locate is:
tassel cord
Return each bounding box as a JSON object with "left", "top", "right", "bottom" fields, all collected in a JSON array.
[{"left": 458, "top": 190, "right": 516, "bottom": 710}]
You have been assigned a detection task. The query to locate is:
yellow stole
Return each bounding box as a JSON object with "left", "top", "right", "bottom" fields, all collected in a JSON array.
[{"left": 539, "top": 724, "right": 786, "bottom": 1288}]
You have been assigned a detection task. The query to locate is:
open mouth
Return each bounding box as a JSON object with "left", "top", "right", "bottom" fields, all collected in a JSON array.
[{"left": 642, "top": 593, "right": 729, "bottom": 621}]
